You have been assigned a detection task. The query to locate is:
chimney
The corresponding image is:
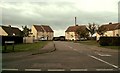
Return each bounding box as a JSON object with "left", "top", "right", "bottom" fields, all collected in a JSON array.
[
  {"left": 8, "top": 25, "right": 11, "bottom": 27},
  {"left": 75, "top": 17, "right": 77, "bottom": 26},
  {"left": 109, "top": 22, "right": 112, "bottom": 24}
]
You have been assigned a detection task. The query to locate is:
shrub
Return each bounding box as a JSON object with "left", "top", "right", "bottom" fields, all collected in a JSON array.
[{"left": 99, "top": 37, "right": 120, "bottom": 46}]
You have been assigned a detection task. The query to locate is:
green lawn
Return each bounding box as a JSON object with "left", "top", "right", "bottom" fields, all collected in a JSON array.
[
  {"left": 76, "top": 40, "right": 120, "bottom": 50},
  {"left": 101, "top": 46, "right": 120, "bottom": 50},
  {"left": 76, "top": 40, "right": 99, "bottom": 46},
  {"left": 2, "top": 41, "right": 48, "bottom": 53}
]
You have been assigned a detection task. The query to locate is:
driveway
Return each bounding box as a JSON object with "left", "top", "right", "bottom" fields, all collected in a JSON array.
[{"left": 2, "top": 41, "right": 119, "bottom": 71}]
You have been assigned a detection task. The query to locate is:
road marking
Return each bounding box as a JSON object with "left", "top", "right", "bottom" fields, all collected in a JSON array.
[
  {"left": 25, "top": 69, "right": 41, "bottom": 71},
  {"left": 68, "top": 46, "right": 72, "bottom": 48},
  {"left": 48, "top": 69, "right": 65, "bottom": 71},
  {"left": 88, "top": 55, "right": 118, "bottom": 68},
  {"left": 95, "top": 52, "right": 111, "bottom": 57},
  {"left": 73, "top": 49, "right": 77, "bottom": 51},
  {"left": 70, "top": 69, "right": 88, "bottom": 71},
  {"left": 96, "top": 69, "right": 113, "bottom": 71},
  {"left": 63, "top": 45, "right": 72, "bottom": 49},
  {"left": 2, "top": 69, "right": 18, "bottom": 71}
]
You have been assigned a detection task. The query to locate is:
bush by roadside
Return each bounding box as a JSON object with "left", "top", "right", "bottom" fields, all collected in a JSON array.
[
  {"left": 75, "top": 40, "right": 120, "bottom": 49},
  {"left": 99, "top": 37, "right": 120, "bottom": 46}
]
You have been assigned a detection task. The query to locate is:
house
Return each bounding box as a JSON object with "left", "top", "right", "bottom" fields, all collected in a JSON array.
[
  {"left": 31, "top": 25, "right": 54, "bottom": 40},
  {"left": 103, "top": 23, "right": 120, "bottom": 36},
  {"left": 0, "top": 25, "right": 22, "bottom": 36},
  {"left": 65, "top": 25, "right": 87, "bottom": 41},
  {"left": 96, "top": 22, "right": 120, "bottom": 40}
]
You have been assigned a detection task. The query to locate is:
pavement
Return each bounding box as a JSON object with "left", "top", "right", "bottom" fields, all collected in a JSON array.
[
  {"left": 32, "top": 42, "right": 56, "bottom": 55},
  {"left": 2, "top": 42, "right": 56, "bottom": 60}
]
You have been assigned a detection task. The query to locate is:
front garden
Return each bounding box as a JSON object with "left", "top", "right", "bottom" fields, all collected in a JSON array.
[{"left": 1, "top": 41, "right": 48, "bottom": 53}]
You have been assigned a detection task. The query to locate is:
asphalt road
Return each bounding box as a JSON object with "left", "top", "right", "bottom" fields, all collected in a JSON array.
[{"left": 2, "top": 41, "right": 119, "bottom": 71}]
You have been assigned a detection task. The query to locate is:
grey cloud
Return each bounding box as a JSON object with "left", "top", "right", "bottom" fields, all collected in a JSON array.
[
  {"left": 1, "top": 0, "right": 74, "bottom": 3},
  {"left": 118, "top": 1, "right": 120, "bottom": 22},
  {"left": 1, "top": 2, "right": 118, "bottom": 31}
]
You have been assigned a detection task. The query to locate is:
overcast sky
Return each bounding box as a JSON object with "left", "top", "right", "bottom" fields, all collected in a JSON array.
[{"left": 0, "top": 0, "right": 120, "bottom": 37}]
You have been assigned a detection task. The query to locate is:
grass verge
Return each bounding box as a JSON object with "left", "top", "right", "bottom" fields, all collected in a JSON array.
[
  {"left": 76, "top": 40, "right": 120, "bottom": 50},
  {"left": 2, "top": 41, "right": 48, "bottom": 53}
]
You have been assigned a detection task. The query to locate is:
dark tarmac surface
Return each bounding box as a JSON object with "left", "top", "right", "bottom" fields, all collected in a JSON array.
[{"left": 2, "top": 41, "right": 119, "bottom": 71}]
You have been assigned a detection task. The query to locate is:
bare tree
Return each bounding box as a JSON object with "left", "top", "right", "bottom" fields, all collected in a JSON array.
[
  {"left": 22, "top": 25, "right": 31, "bottom": 37},
  {"left": 87, "top": 23, "right": 97, "bottom": 39},
  {"left": 97, "top": 25, "right": 107, "bottom": 36},
  {"left": 76, "top": 27, "right": 89, "bottom": 40}
]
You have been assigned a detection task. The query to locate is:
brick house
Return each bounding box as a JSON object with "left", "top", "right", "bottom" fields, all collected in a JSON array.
[
  {"left": 31, "top": 25, "right": 54, "bottom": 40},
  {"left": 65, "top": 25, "right": 87, "bottom": 41},
  {"left": 96, "top": 22, "right": 120, "bottom": 40}
]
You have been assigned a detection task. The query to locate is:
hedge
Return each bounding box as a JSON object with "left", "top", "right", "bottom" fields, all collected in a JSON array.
[{"left": 99, "top": 37, "right": 120, "bottom": 46}]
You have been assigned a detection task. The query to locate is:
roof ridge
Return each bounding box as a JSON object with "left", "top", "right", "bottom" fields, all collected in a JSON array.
[
  {"left": 65, "top": 25, "right": 86, "bottom": 32},
  {"left": 40, "top": 25, "right": 46, "bottom": 32},
  {"left": 1, "top": 25, "right": 21, "bottom": 36},
  {"left": 1, "top": 25, "right": 20, "bottom": 29},
  {"left": 101, "top": 22, "right": 120, "bottom": 31},
  {"left": 41, "top": 25, "right": 49, "bottom": 26},
  {"left": 33, "top": 24, "right": 49, "bottom": 27},
  {"left": 33, "top": 25, "right": 53, "bottom": 32}
]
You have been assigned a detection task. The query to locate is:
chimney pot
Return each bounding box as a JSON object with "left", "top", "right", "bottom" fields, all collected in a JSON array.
[
  {"left": 8, "top": 25, "right": 11, "bottom": 27},
  {"left": 75, "top": 17, "right": 77, "bottom": 26},
  {"left": 109, "top": 22, "right": 112, "bottom": 24},
  {"left": 76, "top": 24, "right": 78, "bottom": 26}
]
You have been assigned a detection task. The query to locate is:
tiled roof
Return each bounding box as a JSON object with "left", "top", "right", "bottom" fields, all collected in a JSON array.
[
  {"left": 1, "top": 26, "right": 21, "bottom": 36},
  {"left": 65, "top": 25, "right": 86, "bottom": 32},
  {"left": 33, "top": 25, "right": 53, "bottom": 32},
  {"left": 101, "top": 23, "right": 120, "bottom": 31}
]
